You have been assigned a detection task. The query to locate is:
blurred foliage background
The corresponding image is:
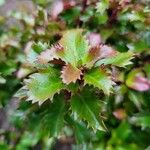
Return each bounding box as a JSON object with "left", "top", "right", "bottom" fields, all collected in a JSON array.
[{"left": 0, "top": 0, "right": 150, "bottom": 149}]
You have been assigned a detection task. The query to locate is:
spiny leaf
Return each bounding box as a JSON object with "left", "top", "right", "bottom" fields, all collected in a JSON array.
[
  {"left": 26, "top": 42, "right": 48, "bottom": 66},
  {"left": 24, "top": 68, "right": 65, "bottom": 105},
  {"left": 57, "top": 29, "right": 89, "bottom": 66},
  {"left": 40, "top": 94, "right": 65, "bottom": 137},
  {"left": 84, "top": 67, "right": 113, "bottom": 95},
  {"left": 83, "top": 46, "right": 101, "bottom": 68},
  {"left": 61, "top": 64, "right": 82, "bottom": 84},
  {"left": 99, "top": 45, "right": 117, "bottom": 59},
  {"left": 95, "top": 52, "right": 134, "bottom": 68},
  {"left": 71, "top": 87, "right": 106, "bottom": 132},
  {"left": 15, "top": 86, "right": 28, "bottom": 99},
  {"left": 38, "top": 47, "right": 58, "bottom": 64},
  {"left": 84, "top": 45, "right": 116, "bottom": 68}
]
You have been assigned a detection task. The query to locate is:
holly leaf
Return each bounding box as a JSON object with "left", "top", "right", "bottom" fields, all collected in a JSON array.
[
  {"left": 95, "top": 52, "right": 133, "bottom": 68},
  {"left": 40, "top": 94, "right": 65, "bottom": 137},
  {"left": 84, "top": 67, "right": 113, "bottom": 95},
  {"left": 96, "top": 0, "right": 109, "bottom": 15},
  {"left": 61, "top": 64, "right": 82, "bottom": 84},
  {"left": 37, "top": 47, "right": 58, "bottom": 64},
  {"left": 65, "top": 115, "right": 90, "bottom": 144},
  {"left": 83, "top": 46, "right": 101, "bottom": 68},
  {"left": 126, "top": 69, "right": 150, "bottom": 92},
  {"left": 24, "top": 68, "right": 65, "bottom": 105},
  {"left": 71, "top": 87, "right": 106, "bottom": 131},
  {"left": 57, "top": 29, "right": 89, "bottom": 66},
  {"left": 84, "top": 45, "right": 116, "bottom": 68},
  {"left": 26, "top": 42, "right": 48, "bottom": 66}
]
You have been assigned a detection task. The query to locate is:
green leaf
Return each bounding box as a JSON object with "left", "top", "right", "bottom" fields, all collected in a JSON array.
[
  {"left": 0, "top": 142, "right": 8, "bottom": 150},
  {"left": 127, "top": 41, "right": 150, "bottom": 53},
  {"left": 71, "top": 87, "right": 105, "bottom": 131},
  {"left": 32, "top": 42, "right": 48, "bottom": 54},
  {"left": 144, "top": 63, "right": 150, "bottom": 80},
  {"left": 0, "top": 75, "right": 6, "bottom": 84},
  {"left": 24, "top": 68, "right": 65, "bottom": 105},
  {"left": 58, "top": 29, "right": 89, "bottom": 66},
  {"left": 110, "top": 121, "right": 131, "bottom": 142},
  {"left": 84, "top": 68, "right": 113, "bottom": 95},
  {"left": 15, "top": 87, "right": 28, "bottom": 99},
  {"left": 128, "top": 90, "right": 143, "bottom": 110},
  {"left": 126, "top": 69, "right": 143, "bottom": 87},
  {"left": 16, "top": 131, "right": 40, "bottom": 150},
  {"left": 26, "top": 49, "right": 38, "bottom": 66},
  {"left": 40, "top": 94, "right": 65, "bottom": 137},
  {"left": 118, "top": 11, "right": 145, "bottom": 22},
  {"left": 96, "top": 0, "right": 109, "bottom": 15},
  {"left": 26, "top": 42, "right": 48, "bottom": 66},
  {"left": 130, "top": 113, "right": 150, "bottom": 129},
  {"left": 65, "top": 115, "right": 90, "bottom": 144},
  {"left": 95, "top": 52, "right": 133, "bottom": 68}
]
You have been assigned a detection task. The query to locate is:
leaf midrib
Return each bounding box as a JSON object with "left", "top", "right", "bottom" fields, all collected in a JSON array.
[
  {"left": 52, "top": 103, "right": 64, "bottom": 137},
  {"left": 78, "top": 94, "right": 100, "bottom": 128}
]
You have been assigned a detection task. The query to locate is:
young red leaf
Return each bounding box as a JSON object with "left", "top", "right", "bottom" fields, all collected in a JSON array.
[
  {"left": 87, "top": 32, "right": 101, "bottom": 47},
  {"left": 50, "top": 0, "right": 76, "bottom": 20},
  {"left": 50, "top": 0, "right": 64, "bottom": 20},
  {"left": 61, "top": 64, "right": 82, "bottom": 84},
  {"left": 126, "top": 69, "right": 150, "bottom": 92},
  {"left": 38, "top": 47, "right": 58, "bottom": 64},
  {"left": 99, "top": 45, "right": 117, "bottom": 59},
  {"left": 84, "top": 46, "right": 101, "bottom": 68},
  {"left": 113, "top": 108, "right": 127, "bottom": 120}
]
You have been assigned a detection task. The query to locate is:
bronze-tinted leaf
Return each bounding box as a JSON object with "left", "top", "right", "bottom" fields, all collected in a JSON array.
[
  {"left": 38, "top": 47, "right": 58, "bottom": 64},
  {"left": 61, "top": 64, "right": 82, "bottom": 84},
  {"left": 100, "top": 45, "right": 117, "bottom": 59},
  {"left": 87, "top": 32, "right": 101, "bottom": 47},
  {"left": 113, "top": 108, "right": 127, "bottom": 120},
  {"left": 126, "top": 69, "right": 150, "bottom": 92},
  {"left": 50, "top": 0, "right": 64, "bottom": 20}
]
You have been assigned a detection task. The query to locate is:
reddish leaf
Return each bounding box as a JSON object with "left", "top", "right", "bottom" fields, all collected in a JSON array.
[
  {"left": 87, "top": 33, "right": 101, "bottom": 47},
  {"left": 38, "top": 47, "right": 58, "bottom": 64},
  {"left": 50, "top": 0, "right": 64, "bottom": 20},
  {"left": 85, "top": 46, "right": 101, "bottom": 67},
  {"left": 126, "top": 69, "right": 150, "bottom": 92},
  {"left": 100, "top": 45, "right": 117, "bottom": 59},
  {"left": 50, "top": 0, "right": 76, "bottom": 20},
  {"left": 85, "top": 44, "right": 117, "bottom": 68},
  {"left": 63, "top": 0, "right": 76, "bottom": 9},
  {"left": 61, "top": 64, "right": 82, "bottom": 84},
  {"left": 113, "top": 108, "right": 126, "bottom": 120},
  {"left": 133, "top": 76, "right": 150, "bottom": 92}
]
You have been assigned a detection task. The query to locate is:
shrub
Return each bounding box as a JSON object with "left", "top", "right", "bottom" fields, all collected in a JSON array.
[{"left": 0, "top": 0, "right": 150, "bottom": 149}]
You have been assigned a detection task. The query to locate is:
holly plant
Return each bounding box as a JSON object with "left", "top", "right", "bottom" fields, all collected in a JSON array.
[{"left": 16, "top": 29, "right": 133, "bottom": 135}]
